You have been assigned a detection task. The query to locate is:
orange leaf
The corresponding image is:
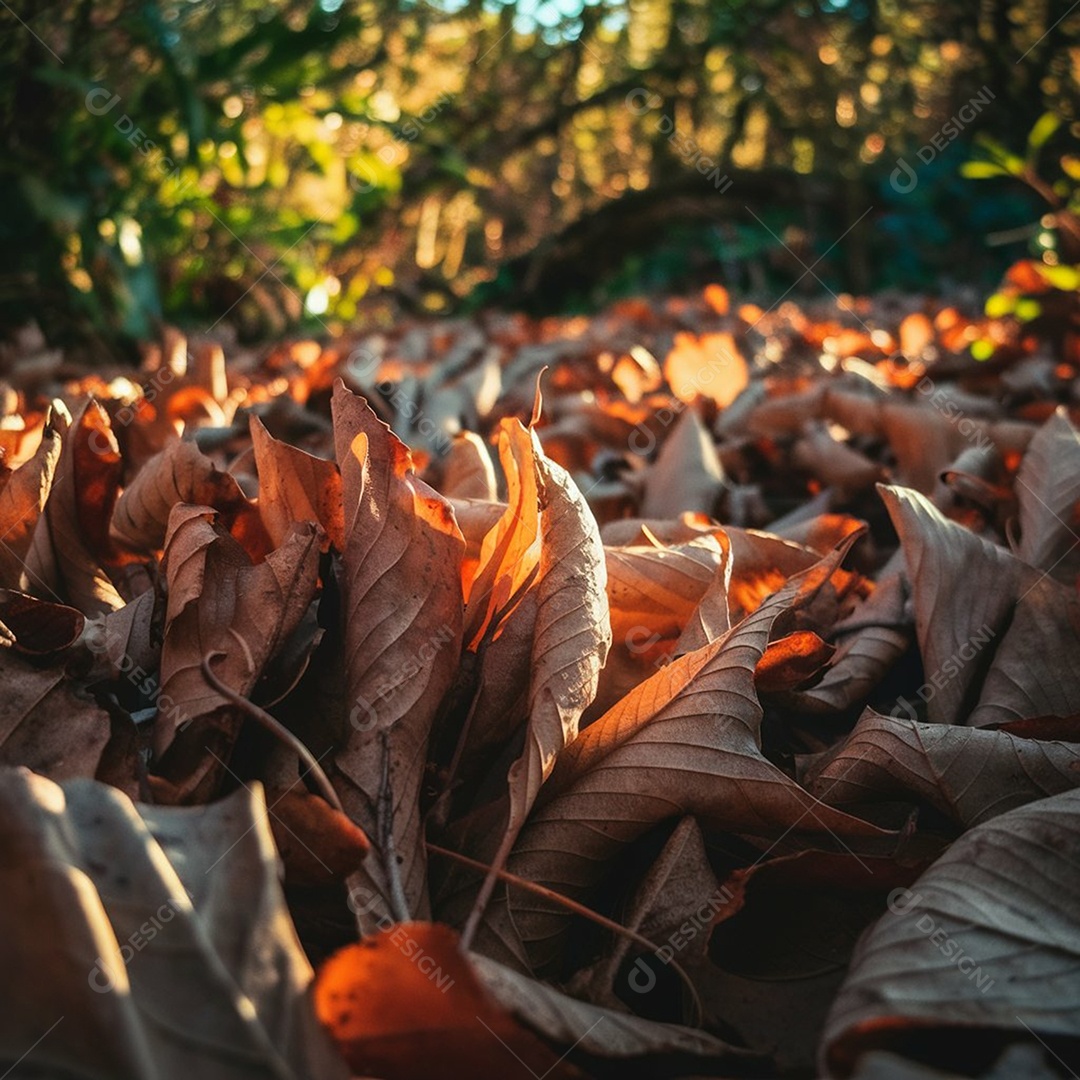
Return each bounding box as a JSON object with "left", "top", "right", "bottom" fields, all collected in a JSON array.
[
  {"left": 315, "top": 924, "right": 573, "bottom": 1080},
  {"left": 663, "top": 332, "right": 749, "bottom": 409}
]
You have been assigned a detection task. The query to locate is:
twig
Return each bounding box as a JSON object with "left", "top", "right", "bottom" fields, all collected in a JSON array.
[
  {"left": 461, "top": 815, "right": 520, "bottom": 950},
  {"left": 428, "top": 841, "right": 703, "bottom": 1026},
  {"left": 200, "top": 651, "right": 342, "bottom": 813}
]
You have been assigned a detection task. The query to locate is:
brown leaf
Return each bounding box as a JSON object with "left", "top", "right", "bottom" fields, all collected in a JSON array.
[
  {"left": 881, "top": 484, "right": 1080, "bottom": 727},
  {"left": 250, "top": 414, "right": 344, "bottom": 551},
  {"left": 24, "top": 400, "right": 126, "bottom": 616},
  {"left": 331, "top": 381, "right": 465, "bottom": 922},
  {"left": 462, "top": 419, "right": 541, "bottom": 651},
  {"left": 470, "top": 948, "right": 765, "bottom": 1076},
  {"left": 755, "top": 630, "right": 835, "bottom": 694},
  {"left": 593, "top": 533, "right": 728, "bottom": 718},
  {"left": 477, "top": 539, "right": 892, "bottom": 974},
  {"left": 502, "top": 425, "right": 611, "bottom": 838},
  {"left": 111, "top": 438, "right": 249, "bottom": 552},
  {"left": 792, "top": 423, "right": 888, "bottom": 495},
  {"left": 806, "top": 709, "right": 1080, "bottom": 828},
  {"left": 441, "top": 420, "right": 611, "bottom": 936},
  {"left": 0, "top": 588, "right": 84, "bottom": 655},
  {"left": 315, "top": 924, "right": 579, "bottom": 1080},
  {"left": 266, "top": 787, "right": 370, "bottom": 885},
  {"left": 641, "top": 407, "right": 725, "bottom": 519},
  {"left": 822, "top": 788, "right": 1080, "bottom": 1077},
  {"left": 152, "top": 505, "right": 322, "bottom": 761},
  {"left": 788, "top": 551, "right": 911, "bottom": 715},
  {"left": 1015, "top": 407, "right": 1080, "bottom": 577},
  {"left": 663, "top": 331, "right": 749, "bottom": 409},
  {"left": 441, "top": 431, "right": 498, "bottom": 501},
  {"left": 0, "top": 769, "right": 346, "bottom": 1079},
  {"left": 316, "top": 922, "right": 759, "bottom": 1080},
  {"left": 0, "top": 414, "right": 60, "bottom": 588},
  {"left": 879, "top": 484, "right": 1020, "bottom": 725},
  {"left": 0, "top": 652, "right": 110, "bottom": 779}
]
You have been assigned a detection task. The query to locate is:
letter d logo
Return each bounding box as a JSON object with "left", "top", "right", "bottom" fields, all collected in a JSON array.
[
  {"left": 890, "top": 157, "right": 918, "bottom": 194},
  {"left": 627, "top": 958, "right": 657, "bottom": 993}
]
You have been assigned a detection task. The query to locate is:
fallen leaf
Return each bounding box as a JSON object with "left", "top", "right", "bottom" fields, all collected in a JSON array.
[
  {"left": 315, "top": 923, "right": 576, "bottom": 1080},
  {"left": 332, "top": 381, "right": 465, "bottom": 923},
  {"left": 805, "top": 709, "right": 1080, "bottom": 828},
  {"left": 250, "top": 415, "right": 344, "bottom": 551},
  {"left": 23, "top": 400, "right": 126, "bottom": 616},
  {"left": 111, "top": 438, "right": 250, "bottom": 552},
  {"left": 1014, "top": 407, "right": 1080, "bottom": 577},
  {"left": 153, "top": 505, "right": 322, "bottom": 765},
  {"left": 0, "top": 413, "right": 60, "bottom": 588},
  {"left": 641, "top": 408, "right": 726, "bottom": 519},
  {"left": 822, "top": 788, "right": 1080, "bottom": 1077},
  {"left": 0, "top": 768, "right": 345, "bottom": 1080},
  {"left": 477, "top": 539, "right": 892, "bottom": 974}
]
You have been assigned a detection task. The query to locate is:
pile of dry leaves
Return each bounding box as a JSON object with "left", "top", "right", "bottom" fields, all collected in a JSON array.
[{"left": 1, "top": 267, "right": 1079, "bottom": 1079}]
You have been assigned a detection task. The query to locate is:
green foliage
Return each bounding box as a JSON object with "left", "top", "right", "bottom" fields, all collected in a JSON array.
[
  {"left": 0, "top": 0, "right": 1078, "bottom": 348},
  {"left": 961, "top": 109, "right": 1080, "bottom": 271},
  {"left": 0, "top": 0, "right": 383, "bottom": 349}
]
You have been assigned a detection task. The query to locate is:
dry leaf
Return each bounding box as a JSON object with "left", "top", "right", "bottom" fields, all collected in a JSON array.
[
  {"left": 0, "top": 652, "right": 110, "bottom": 779},
  {"left": 24, "top": 400, "right": 126, "bottom": 616},
  {"left": 822, "top": 788, "right": 1080, "bottom": 1077},
  {"left": 153, "top": 505, "right": 322, "bottom": 760},
  {"left": 641, "top": 408, "right": 725, "bottom": 519},
  {"left": 0, "top": 414, "right": 60, "bottom": 588},
  {"left": 0, "top": 768, "right": 345, "bottom": 1080},
  {"left": 476, "top": 538, "right": 892, "bottom": 974},
  {"left": 806, "top": 709, "right": 1080, "bottom": 827},
  {"left": 111, "top": 438, "right": 249, "bottom": 552},
  {"left": 332, "top": 381, "right": 465, "bottom": 922},
  {"left": 1015, "top": 408, "right": 1080, "bottom": 577},
  {"left": 250, "top": 415, "right": 344, "bottom": 551}
]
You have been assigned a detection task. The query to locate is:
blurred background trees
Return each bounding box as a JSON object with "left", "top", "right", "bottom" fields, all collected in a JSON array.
[{"left": 0, "top": 0, "right": 1076, "bottom": 352}]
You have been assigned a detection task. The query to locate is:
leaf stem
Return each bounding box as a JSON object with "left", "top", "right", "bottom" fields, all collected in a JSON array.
[
  {"left": 200, "top": 652, "right": 343, "bottom": 813},
  {"left": 428, "top": 841, "right": 703, "bottom": 1026}
]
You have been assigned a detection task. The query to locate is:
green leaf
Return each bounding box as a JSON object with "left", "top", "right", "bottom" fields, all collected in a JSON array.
[
  {"left": 1028, "top": 113, "right": 1061, "bottom": 154},
  {"left": 960, "top": 160, "right": 1009, "bottom": 180},
  {"left": 1015, "top": 298, "right": 1042, "bottom": 321},
  {"left": 1037, "top": 264, "right": 1080, "bottom": 292}
]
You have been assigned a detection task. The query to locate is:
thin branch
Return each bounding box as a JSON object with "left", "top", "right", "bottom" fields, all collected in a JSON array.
[
  {"left": 200, "top": 651, "right": 342, "bottom": 813},
  {"left": 428, "top": 842, "right": 703, "bottom": 1026}
]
